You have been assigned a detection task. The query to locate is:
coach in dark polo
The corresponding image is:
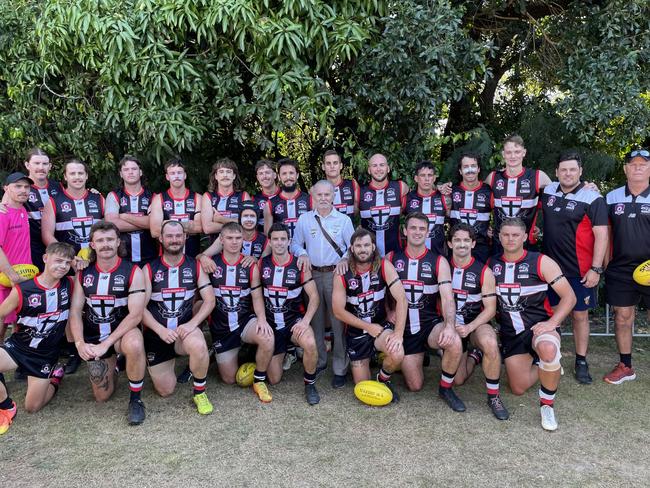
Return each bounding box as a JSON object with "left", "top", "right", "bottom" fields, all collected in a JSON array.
[{"left": 292, "top": 180, "right": 354, "bottom": 388}]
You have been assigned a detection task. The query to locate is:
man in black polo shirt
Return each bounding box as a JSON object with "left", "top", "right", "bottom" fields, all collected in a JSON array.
[
  {"left": 541, "top": 151, "right": 608, "bottom": 384},
  {"left": 603, "top": 148, "right": 650, "bottom": 385}
]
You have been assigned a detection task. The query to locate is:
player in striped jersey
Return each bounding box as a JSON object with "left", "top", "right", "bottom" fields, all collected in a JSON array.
[
  {"left": 263, "top": 159, "right": 311, "bottom": 240},
  {"left": 0, "top": 242, "right": 74, "bottom": 434},
  {"left": 322, "top": 150, "right": 359, "bottom": 218},
  {"left": 252, "top": 159, "right": 280, "bottom": 233}
]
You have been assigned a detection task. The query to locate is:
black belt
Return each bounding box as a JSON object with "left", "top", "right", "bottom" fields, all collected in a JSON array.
[{"left": 312, "top": 265, "right": 336, "bottom": 273}]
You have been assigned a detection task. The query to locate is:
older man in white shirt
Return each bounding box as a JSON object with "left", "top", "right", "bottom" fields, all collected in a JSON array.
[{"left": 292, "top": 180, "right": 354, "bottom": 388}]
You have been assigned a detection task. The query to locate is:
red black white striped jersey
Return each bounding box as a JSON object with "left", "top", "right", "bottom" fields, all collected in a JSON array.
[
  {"left": 26, "top": 179, "right": 61, "bottom": 259},
  {"left": 146, "top": 256, "right": 199, "bottom": 330},
  {"left": 80, "top": 259, "right": 138, "bottom": 343},
  {"left": 449, "top": 183, "right": 493, "bottom": 249},
  {"left": 108, "top": 187, "right": 157, "bottom": 263},
  {"left": 268, "top": 191, "right": 311, "bottom": 240},
  {"left": 541, "top": 182, "right": 608, "bottom": 278},
  {"left": 242, "top": 232, "right": 268, "bottom": 260},
  {"left": 340, "top": 260, "right": 388, "bottom": 338},
  {"left": 208, "top": 190, "right": 247, "bottom": 222},
  {"left": 253, "top": 189, "right": 279, "bottom": 233},
  {"left": 259, "top": 254, "right": 305, "bottom": 330},
  {"left": 333, "top": 179, "right": 359, "bottom": 217},
  {"left": 388, "top": 249, "right": 443, "bottom": 335},
  {"left": 489, "top": 251, "right": 553, "bottom": 337},
  {"left": 404, "top": 190, "right": 447, "bottom": 256},
  {"left": 359, "top": 181, "right": 404, "bottom": 256},
  {"left": 13, "top": 276, "right": 73, "bottom": 355},
  {"left": 451, "top": 257, "right": 488, "bottom": 326},
  {"left": 160, "top": 189, "right": 200, "bottom": 257},
  {"left": 605, "top": 185, "right": 650, "bottom": 276},
  {"left": 491, "top": 168, "right": 541, "bottom": 243},
  {"left": 209, "top": 254, "right": 254, "bottom": 333},
  {"left": 51, "top": 189, "right": 103, "bottom": 253}
]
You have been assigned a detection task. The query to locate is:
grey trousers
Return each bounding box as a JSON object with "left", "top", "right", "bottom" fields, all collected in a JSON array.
[{"left": 312, "top": 269, "right": 349, "bottom": 375}]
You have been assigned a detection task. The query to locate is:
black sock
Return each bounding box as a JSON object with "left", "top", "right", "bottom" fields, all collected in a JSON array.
[
  {"left": 620, "top": 353, "right": 632, "bottom": 368},
  {"left": 575, "top": 354, "right": 586, "bottom": 364},
  {"left": 377, "top": 367, "right": 391, "bottom": 383},
  {"left": 303, "top": 372, "right": 316, "bottom": 385},
  {"left": 0, "top": 396, "right": 13, "bottom": 410},
  {"left": 253, "top": 370, "right": 267, "bottom": 383}
]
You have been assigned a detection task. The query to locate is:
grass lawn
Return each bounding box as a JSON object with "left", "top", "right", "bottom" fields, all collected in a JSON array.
[{"left": 1, "top": 336, "right": 649, "bottom": 487}]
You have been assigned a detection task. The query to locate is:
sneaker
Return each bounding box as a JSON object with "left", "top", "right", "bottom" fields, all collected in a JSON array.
[
  {"left": 575, "top": 360, "right": 593, "bottom": 384},
  {"left": 193, "top": 392, "right": 214, "bottom": 415},
  {"left": 469, "top": 348, "right": 483, "bottom": 365},
  {"left": 13, "top": 367, "right": 27, "bottom": 382},
  {"left": 377, "top": 377, "right": 400, "bottom": 403},
  {"left": 332, "top": 374, "right": 347, "bottom": 389},
  {"left": 177, "top": 366, "right": 193, "bottom": 384},
  {"left": 304, "top": 383, "right": 320, "bottom": 405},
  {"left": 438, "top": 387, "right": 466, "bottom": 412},
  {"left": 282, "top": 351, "right": 297, "bottom": 371},
  {"left": 64, "top": 354, "right": 82, "bottom": 375},
  {"left": 603, "top": 362, "right": 636, "bottom": 385},
  {"left": 0, "top": 401, "right": 17, "bottom": 435},
  {"left": 127, "top": 398, "right": 146, "bottom": 425},
  {"left": 487, "top": 396, "right": 509, "bottom": 420},
  {"left": 253, "top": 382, "right": 272, "bottom": 403},
  {"left": 540, "top": 404, "right": 558, "bottom": 431},
  {"left": 50, "top": 362, "right": 65, "bottom": 384}
]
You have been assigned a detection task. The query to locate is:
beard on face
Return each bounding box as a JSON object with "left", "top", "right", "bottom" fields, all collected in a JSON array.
[
  {"left": 164, "top": 244, "right": 183, "bottom": 255},
  {"left": 281, "top": 183, "right": 297, "bottom": 193},
  {"left": 352, "top": 251, "right": 373, "bottom": 263}
]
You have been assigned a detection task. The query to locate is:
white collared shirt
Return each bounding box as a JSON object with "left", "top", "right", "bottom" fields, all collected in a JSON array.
[{"left": 291, "top": 207, "right": 354, "bottom": 266}]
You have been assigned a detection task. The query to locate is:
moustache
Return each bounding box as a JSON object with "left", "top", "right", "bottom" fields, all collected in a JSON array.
[{"left": 462, "top": 168, "right": 478, "bottom": 175}]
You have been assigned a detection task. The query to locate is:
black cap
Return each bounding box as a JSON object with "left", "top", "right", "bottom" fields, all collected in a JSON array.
[{"left": 4, "top": 172, "right": 34, "bottom": 186}]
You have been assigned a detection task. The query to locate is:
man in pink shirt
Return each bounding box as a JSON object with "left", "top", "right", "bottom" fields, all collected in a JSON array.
[{"left": 0, "top": 172, "right": 33, "bottom": 342}]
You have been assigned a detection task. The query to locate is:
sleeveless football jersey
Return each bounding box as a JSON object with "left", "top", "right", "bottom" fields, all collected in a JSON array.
[
  {"left": 109, "top": 187, "right": 157, "bottom": 263},
  {"left": 389, "top": 249, "right": 443, "bottom": 334},
  {"left": 449, "top": 182, "right": 493, "bottom": 249},
  {"left": 146, "top": 255, "right": 199, "bottom": 330},
  {"left": 451, "top": 257, "right": 487, "bottom": 325},
  {"left": 208, "top": 190, "right": 246, "bottom": 221},
  {"left": 268, "top": 191, "right": 311, "bottom": 239},
  {"left": 489, "top": 251, "right": 553, "bottom": 337},
  {"left": 253, "top": 189, "right": 279, "bottom": 233},
  {"left": 13, "top": 275, "right": 72, "bottom": 354},
  {"left": 259, "top": 254, "right": 304, "bottom": 330},
  {"left": 80, "top": 258, "right": 137, "bottom": 343},
  {"left": 52, "top": 189, "right": 103, "bottom": 252},
  {"left": 161, "top": 189, "right": 200, "bottom": 257},
  {"left": 359, "top": 181, "right": 403, "bottom": 256},
  {"left": 209, "top": 254, "right": 254, "bottom": 333},
  {"left": 340, "top": 260, "right": 388, "bottom": 338},
  {"left": 491, "top": 168, "right": 540, "bottom": 243},
  {"left": 26, "top": 179, "right": 61, "bottom": 264},
  {"left": 404, "top": 190, "right": 447, "bottom": 256},
  {"left": 333, "top": 179, "right": 358, "bottom": 217},
  {"left": 242, "top": 232, "right": 268, "bottom": 260}
]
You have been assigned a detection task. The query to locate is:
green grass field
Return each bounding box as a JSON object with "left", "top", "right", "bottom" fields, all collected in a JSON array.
[{"left": 1, "top": 336, "right": 649, "bottom": 487}]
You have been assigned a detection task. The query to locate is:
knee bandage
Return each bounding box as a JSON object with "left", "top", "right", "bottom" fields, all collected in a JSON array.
[{"left": 533, "top": 333, "right": 562, "bottom": 372}]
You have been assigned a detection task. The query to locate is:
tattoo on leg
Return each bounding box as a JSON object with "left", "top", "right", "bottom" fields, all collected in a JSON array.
[{"left": 88, "top": 360, "right": 110, "bottom": 391}]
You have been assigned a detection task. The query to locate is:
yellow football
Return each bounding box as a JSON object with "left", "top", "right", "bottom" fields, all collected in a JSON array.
[
  {"left": 354, "top": 380, "right": 393, "bottom": 406},
  {"left": 235, "top": 362, "right": 256, "bottom": 387},
  {"left": 77, "top": 248, "right": 92, "bottom": 261},
  {"left": 0, "top": 264, "right": 39, "bottom": 287},
  {"left": 633, "top": 259, "right": 650, "bottom": 286}
]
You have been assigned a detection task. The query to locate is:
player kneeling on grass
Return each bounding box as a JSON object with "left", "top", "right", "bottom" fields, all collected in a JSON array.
[
  {"left": 70, "top": 221, "right": 148, "bottom": 425},
  {"left": 386, "top": 213, "right": 466, "bottom": 411},
  {"left": 447, "top": 223, "right": 508, "bottom": 420},
  {"left": 0, "top": 243, "right": 75, "bottom": 434},
  {"left": 332, "top": 228, "right": 406, "bottom": 402},
  {"left": 207, "top": 222, "right": 274, "bottom": 403},
  {"left": 142, "top": 220, "right": 216, "bottom": 414},
  {"left": 259, "top": 223, "right": 321, "bottom": 405},
  {"left": 490, "top": 218, "right": 576, "bottom": 431}
]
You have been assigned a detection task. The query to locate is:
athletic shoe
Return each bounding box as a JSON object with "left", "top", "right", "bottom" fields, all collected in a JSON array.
[
  {"left": 575, "top": 360, "right": 593, "bottom": 384},
  {"left": 378, "top": 377, "right": 400, "bottom": 403},
  {"left": 64, "top": 353, "right": 81, "bottom": 375},
  {"left": 540, "top": 405, "right": 558, "bottom": 431},
  {"left": 304, "top": 384, "right": 320, "bottom": 405},
  {"left": 0, "top": 401, "right": 17, "bottom": 435},
  {"left": 127, "top": 398, "right": 146, "bottom": 425},
  {"left": 468, "top": 348, "right": 483, "bottom": 365},
  {"left": 177, "top": 367, "right": 193, "bottom": 384},
  {"left": 253, "top": 382, "right": 272, "bottom": 403},
  {"left": 487, "top": 396, "right": 509, "bottom": 420},
  {"left": 282, "top": 351, "right": 297, "bottom": 371},
  {"left": 193, "top": 392, "right": 214, "bottom": 415},
  {"left": 13, "top": 367, "right": 27, "bottom": 382},
  {"left": 332, "top": 374, "right": 347, "bottom": 389},
  {"left": 50, "top": 363, "right": 65, "bottom": 384},
  {"left": 604, "top": 362, "right": 636, "bottom": 385},
  {"left": 438, "top": 387, "right": 466, "bottom": 412}
]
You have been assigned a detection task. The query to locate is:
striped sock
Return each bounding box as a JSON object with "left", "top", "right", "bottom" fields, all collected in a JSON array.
[
  {"left": 539, "top": 385, "right": 556, "bottom": 407},
  {"left": 253, "top": 369, "right": 267, "bottom": 383},
  {"left": 129, "top": 378, "right": 144, "bottom": 400},
  {"left": 193, "top": 376, "right": 207, "bottom": 396},
  {"left": 486, "top": 378, "right": 500, "bottom": 398},
  {"left": 439, "top": 370, "right": 455, "bottom": 390},
  {"left": 303, "top": 372, "right": 316, "bottom": 385},
  {"left": 377, "top": 367, "right": 391, "bottom": 383}
]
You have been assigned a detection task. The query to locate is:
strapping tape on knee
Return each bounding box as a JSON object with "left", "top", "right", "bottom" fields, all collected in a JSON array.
[{"left": 533, "top": 333, "right": 562, "bottom": 372}]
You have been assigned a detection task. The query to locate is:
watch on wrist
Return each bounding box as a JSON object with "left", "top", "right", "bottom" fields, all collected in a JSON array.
[{"left": 590, "top": 266, "right": 604, "bottom": 274}]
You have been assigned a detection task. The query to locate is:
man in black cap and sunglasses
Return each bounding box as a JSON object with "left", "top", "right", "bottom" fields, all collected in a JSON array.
[{"left": 603, "top": 148, "right": 650, "bottom": 385}]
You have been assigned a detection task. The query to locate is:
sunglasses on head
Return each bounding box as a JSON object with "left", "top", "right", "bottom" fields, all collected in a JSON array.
[{"left": 626, "top": 149, "right": 650, "bottom": 160}]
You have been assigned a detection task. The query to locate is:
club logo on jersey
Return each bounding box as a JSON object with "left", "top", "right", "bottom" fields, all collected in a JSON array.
[
  {"left": 497, "top": 283, "right": 522, "bottom": 311},
  {"left": 476, "top": 193, "right": 487, "bottom": 204},
  {"left": 286, "top": 268, "right": 298, "bottom": 283},
  {"left": 72, "top": 216, "right": 94, "bottom": 239},
  {"left": 120, "top": 197, "right": 128, "bottom": 207},
  {"left": 262, "top": 267, "right": 271, "bottom": 279},
  {"left": 88, "top": 200, "right": 98, "bottom": 210},
  {"left": 547, "top": 196, "right": 556, "bottom": 206},
  {"left": 394, "top": 260, "right": 405, "bottom": 272},
  {"left": 274, "top": 204, "right": 284, "bottom": 214},
  {"left": 465, "top": 272, "right": 477, "bottom": 286},
  {"left": 495, "top": 180, "right": 505, "bottom": 190},
  {"left": 356, "top": 290, "right": 377, "bottom": 318},
  {"left": 218, "top": 285, "right": 242, "bottom": 312},
  {"left": 348, "top": 278, "right": 359, "bottom": 290},
  {"left": 153, "top": 270, "right": 164, "bottom": 283},
  {"left": 29, "top": 193, "right": 37, "bottom": 203},
  {"left": 369, "top": 205, "right": 392, "bottom": 230},
  {"left": 61, "top": 202, "right": 72, "bottom": 213},
  {"left": 641, "top": 204, "right": 650, "bottom": 214},
  {"left": 363, "top": 192, "right": 373, "bottom": 202},
  {"left": 40, "top": 364, "right": 51, "bottom": 375},
  {"left": 386, "top": 188, "right": 396, "bottom": 199},
  {"left": 163, "top": 201, "right": 173, "bottom": 211},
  {"left": 402, "top": 280, "right": 425, "bottom": 308},
  {"left": 409, "top": 200, "right": 419, "bottom": 209},
  {"left": 83, "top": 274, "right": 95, "bottom": 287},
  {"left": 566, "top": 201, "right": 577, "bottom": 211},
  {"left": 28, "top": 294, "right": 42, "bottom": 307},
  {"left": 265, "top": 285, "right": 288, "bottom": 313},
  {"left": 614, "top": 203, "right": 625, "bottom": 215},
  {"left": 34, "top": 311, "right": 62, "bottom": 339},
  {"left": 214, "top": 267, "right": 223, "bottom": 279},
  {"left": 453, "top": 192, "right": 461, "bottom": 203},
  {"left": 520, "top": 179, "right": 530, "bottom": 190},
  {"left": 493, "top": 264, "right": 503, "bottom": 276}
]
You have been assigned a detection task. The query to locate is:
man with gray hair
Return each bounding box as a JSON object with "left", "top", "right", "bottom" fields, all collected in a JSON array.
[{"left": 292, "top": 180, "right": 355, "bottom": 387}]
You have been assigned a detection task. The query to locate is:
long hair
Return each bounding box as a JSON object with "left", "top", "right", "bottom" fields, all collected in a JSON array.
[
  {"left": 208, "top": 158, "right": 242, "bottom": 193},
  {"left": 24, "top": 147, "right": 49, "bottom": 164},
  {"left": 348, "top": 228, "right": 381, "bottom": 275}
]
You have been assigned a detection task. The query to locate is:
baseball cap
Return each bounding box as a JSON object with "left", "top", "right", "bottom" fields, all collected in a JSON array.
[{"left": 4, "top": 172, "right": 34, "bottom": 186}]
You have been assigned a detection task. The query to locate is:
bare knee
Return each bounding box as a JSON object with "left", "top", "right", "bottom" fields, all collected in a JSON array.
[
  {"left": 536, "top": 342, "right": 557, "bottom": 363},
  {"left": 406, "top": 378, "right": 423, "bottom": 392},
  {"left": 23, "top": 401, "right": 44, "bottom": 414},
  {"left": 155, "top": 384, "right": 176, "bottom": 398},
  {"left": 93, "top": 390, "right": 113, "bottom": 403},
  {"left": 510, "top": 385, "right": 527, "bottom": 396}
]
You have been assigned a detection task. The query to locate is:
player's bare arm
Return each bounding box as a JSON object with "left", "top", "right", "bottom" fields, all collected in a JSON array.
[{"left": 532, "top": 255, "right": 577, "bottom": 336}]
